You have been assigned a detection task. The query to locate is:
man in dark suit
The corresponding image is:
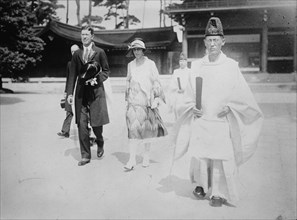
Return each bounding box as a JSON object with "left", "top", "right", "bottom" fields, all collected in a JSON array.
[
  {"left": 57, "top": 44, "right": 79, "bottom": 138},
  {"left": 67, "top": 26, "right": 110, "bottom": 166}
]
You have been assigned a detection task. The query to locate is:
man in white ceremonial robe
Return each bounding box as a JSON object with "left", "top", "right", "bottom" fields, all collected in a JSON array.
[{"left": 171, "top": 17, "right": 264, "bottom": 207}]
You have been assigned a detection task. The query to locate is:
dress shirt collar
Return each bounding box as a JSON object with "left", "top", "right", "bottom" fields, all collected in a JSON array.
[{"left": 83, "top": 42, "right": 93, "bottom": 52}]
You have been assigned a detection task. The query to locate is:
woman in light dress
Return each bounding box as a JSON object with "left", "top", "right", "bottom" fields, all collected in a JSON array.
[{"left": 124, "top": 38, "right": 167, "bottom": 171}]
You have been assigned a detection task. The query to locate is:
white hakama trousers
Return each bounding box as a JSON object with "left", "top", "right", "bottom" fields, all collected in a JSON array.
[
  {"left": 188, "top": 118, "right": 239, "bottom": 203},
  {"left": 190, "top": 157, "right": 239, "bottom": 203}
]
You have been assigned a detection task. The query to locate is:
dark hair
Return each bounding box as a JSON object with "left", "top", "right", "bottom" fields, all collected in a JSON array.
[{"left": 81, "top": 25, "right": 94, "bottom": 35}]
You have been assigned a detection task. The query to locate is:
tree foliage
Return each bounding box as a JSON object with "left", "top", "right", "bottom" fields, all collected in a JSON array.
[
  {"left": 28, "top": 0, "right": 64, "bottom": 25},
  {"left": 80, "top": 0, "right": 105, "bottom": 29},
  {"left": 97, "top": 0, "right": 140, "bottom": 29},
  {"left": 0, "top": 0, "right": 45, "bottom": 79},
  {"left": 81, "top": 15, "right": 105, "bottom": 29}
]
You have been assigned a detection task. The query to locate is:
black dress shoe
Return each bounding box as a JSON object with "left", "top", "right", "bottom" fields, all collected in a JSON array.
[
  {"left": 97, "top": 148, "right": 104, "bottom": 158},
  {"left": 193, "top": 186, "right": 206, "bottom": 199},
  {"left": 57, "top": 131, "right": 69, "bottom": 138},
  {"left": 78, "top": 159, "right": 90, "bottom": 166},
  {"left": 209, "top": 196, "right": 226, "bottom": 207}
]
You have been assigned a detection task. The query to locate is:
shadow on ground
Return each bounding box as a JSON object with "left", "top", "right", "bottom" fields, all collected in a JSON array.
[
  {"left": 157, "top": 175, "right": 193, "bottom": 199},
  {"left": 64, "top": 147, "right": 81, "bottom": 161},
  {"left": 0, "top": 96, "right": 24, "bottom": 105}
]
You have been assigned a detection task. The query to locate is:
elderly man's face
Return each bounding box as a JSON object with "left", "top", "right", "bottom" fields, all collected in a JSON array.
[
  {"left": 81, "top": 29, "right": 93, "bottom": 47},
  {"left": 204, "top": 36, "right": 225, "bottom": 57}
]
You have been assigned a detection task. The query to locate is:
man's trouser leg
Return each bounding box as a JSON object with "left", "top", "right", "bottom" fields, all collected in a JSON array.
[
  {"left": 190, "top": 158, "right": 211, "bottom": 194},
  {"left": 92, "top": 126, "right": 104, "bottom": 148},
  {"left": 78, "top": 105, "right": 91, "bottom": 159},
  {"left": 211, "top": 159, "right": 238, "bottom": 202},
  {"left": 62, "top": 111, "right": 73, "bottom": 133}
]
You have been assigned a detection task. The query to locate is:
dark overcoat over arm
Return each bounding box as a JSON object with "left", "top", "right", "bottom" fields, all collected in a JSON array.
[
  {"left": 64, "top": 61, "right": 72, "bottom": 113},
  {"left": 66, "top": 44, "right": 110, "bottom": 127}
]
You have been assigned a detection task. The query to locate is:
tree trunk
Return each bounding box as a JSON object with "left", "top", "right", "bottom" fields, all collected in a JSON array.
[
  {"left": 125, "top": 0, "right": 130, "bottom": 29},
  {"left": 88, "top": 0, "right": 92, "bottom": 25},
  {"left": 159, "top": 0, "right": 162, "bottom": 27},
  {"left": 115, "top": 6, "right": 117, "bottom": 29},
  {"left": 75, "top": 0, "right": 81, "bottom": 27},
  {"left": 163, "top": 0, "right": 166, "bottom": 27},
  {"left": 66, "top": 0, "right": 69, "bottom": 24}
]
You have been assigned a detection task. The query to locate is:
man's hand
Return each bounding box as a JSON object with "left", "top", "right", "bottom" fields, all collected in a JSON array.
[
  {"left": 67, "top": 94, "right": 73, "bottom": 105},
  {"left": 193, "top": 107, "right": 203, "bottom": 118},
  {"left": 217, "top": 106, "right": 231, "bottom": 118},
  {"left": 177, "top": 89, "right": 185, "bottom": 93},
  {"left": 85, "top": 77, "right": 98, "bottom": 86},
  {"left": 63, "top": 92, "right": 67, "bottom": 98},
  {"left": 151, "top": 97, "right": 161, "bottom": 109}
]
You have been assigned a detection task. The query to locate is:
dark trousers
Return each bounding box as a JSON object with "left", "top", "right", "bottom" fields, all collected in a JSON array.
[
  {"left": 61, "top": 111, "right": 73, "bottom": 133},
  {"left": 78, "top": 105, "right": 104, "bottom": 159}
]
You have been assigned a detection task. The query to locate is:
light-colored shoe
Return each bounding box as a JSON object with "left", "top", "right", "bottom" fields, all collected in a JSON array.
[
  {"left": 142, "top": 155, "right": 150, "bottom": 167},
  {"left": 124, "top": 162, "right": 136, "bottom": 171}
]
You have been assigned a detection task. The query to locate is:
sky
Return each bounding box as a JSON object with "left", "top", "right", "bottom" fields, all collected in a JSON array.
[{"left": 56, "top": 0, "right": 181, "bottom": 29}]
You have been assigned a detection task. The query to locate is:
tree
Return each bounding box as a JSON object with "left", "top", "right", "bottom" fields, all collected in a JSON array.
[
  {"left": 0, "top": 0, "right": 45, "bottom": 86},
  {"left": 28, "top": 0, "right": 64, "bottom": 25},
  {"left": 101, "top": 0, "right": 140, "bottom": 29},
  {"left": 81, "top": 0, "right": 105, "bottom": 29},
  {"left": 75, "top": 0, "right": 82, "bottom": 26}
]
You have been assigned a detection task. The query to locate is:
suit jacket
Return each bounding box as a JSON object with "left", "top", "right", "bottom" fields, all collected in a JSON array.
[{"left": 66, "top": 43, "right": 110, "bottom": 127}]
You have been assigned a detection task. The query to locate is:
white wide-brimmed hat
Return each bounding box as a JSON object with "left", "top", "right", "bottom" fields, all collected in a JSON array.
[{"left": 128, "top": 39, "right": 146, "bottom": 50}]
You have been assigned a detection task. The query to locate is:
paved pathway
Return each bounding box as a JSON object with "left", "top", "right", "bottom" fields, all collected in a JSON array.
[{"left": 0, "top": 83, "right": 296, "bottom": 219}]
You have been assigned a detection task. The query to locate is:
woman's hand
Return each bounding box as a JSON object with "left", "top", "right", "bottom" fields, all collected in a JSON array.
[
  {"left": 193, "top": 107, "right": 203, "bottom": 118},
  {"left": 217, "top": 106, "right": 231, "bottom": 118}
]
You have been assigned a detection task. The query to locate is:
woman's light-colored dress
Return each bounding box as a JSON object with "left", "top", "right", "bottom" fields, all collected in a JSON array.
[{"left": 125, "top": 57, "right": 167, "bottom": 140}]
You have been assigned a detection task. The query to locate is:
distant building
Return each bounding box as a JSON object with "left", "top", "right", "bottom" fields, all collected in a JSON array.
[
  {"left": 165, "top": 0, "right": 297, "bottom": 73},
  {"left": 33, "top": 20, "right": 181, "bottom": 77}
]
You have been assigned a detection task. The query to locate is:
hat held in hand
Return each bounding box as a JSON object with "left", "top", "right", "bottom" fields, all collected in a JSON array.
[
  {"left": 205, "top": 17, "right": 224, "bottom": 37},
  {"left": 80, "top": 61, "right": 101, "bottom": 81}
]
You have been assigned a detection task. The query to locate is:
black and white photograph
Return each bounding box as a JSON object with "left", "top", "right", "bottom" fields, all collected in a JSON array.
[{"left": 0, "top": 0, "right": 296, "bottom": 219}]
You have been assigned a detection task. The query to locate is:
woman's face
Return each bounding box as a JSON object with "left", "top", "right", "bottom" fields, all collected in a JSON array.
[{"left": 133, "top": 48, "right": 144, "bottom": 59}]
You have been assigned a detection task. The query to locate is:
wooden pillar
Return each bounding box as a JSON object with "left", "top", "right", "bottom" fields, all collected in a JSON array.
[
  {"left": 261, "top": 10, "right": 268, "bottom": 73},
  {"left": 182, "top": 29, "right": 188, "bottom": 58}
]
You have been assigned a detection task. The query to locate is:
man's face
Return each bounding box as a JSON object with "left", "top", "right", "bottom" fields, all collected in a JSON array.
[
  {"left": 179, "top": 59, "right": 187, "bottom": 69},
  {"left": 81, "top": 29, "right": 93, "bottom": 47},
  {"left": 204, "top": 36, "right": 225, "bottom": 57}
]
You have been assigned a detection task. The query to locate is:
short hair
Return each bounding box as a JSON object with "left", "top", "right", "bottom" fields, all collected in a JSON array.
[{"left": 81, "top": 25, "right": 94, "bottom": 35}]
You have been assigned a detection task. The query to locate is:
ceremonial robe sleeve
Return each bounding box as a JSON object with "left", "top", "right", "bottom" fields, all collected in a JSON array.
[{"left": 226, "top": 65, "right": 264, "bottom": 166}]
